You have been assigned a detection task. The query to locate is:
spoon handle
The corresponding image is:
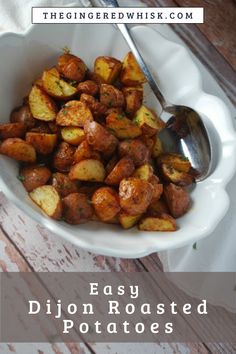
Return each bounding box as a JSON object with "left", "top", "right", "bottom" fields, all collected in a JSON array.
[{"left": 99, "top": 0, "right": 167, "bottom": 108}]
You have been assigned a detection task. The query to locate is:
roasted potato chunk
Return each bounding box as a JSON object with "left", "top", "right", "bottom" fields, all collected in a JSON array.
[
  {"left": 57, "top": 53, "right": 87, "bottom": 82},
  {"left": 119, "top": 211, "right": 141, "bottom": 229},
  {"left": 69, "top": 159, "right": 105, "bottom": 182},
  {"left": 19, "top": 165, "right": 51, "bottom": 192},
  {"left": 120, "top": 52, "right": 146, "bottom": 86},
  {"left": 10, "top": 105, "right": 36, "bottom": 129},
  {"left": 106, "top": 112, "right": 142, "bottom": 139},
  {"left": 105, "top": 156, "right": 135, "bottom": 185},
  {"left": 29, "top": 85, "right": 57, "bottom": 121},
  {"left": 42, "top": 67, "right": 77, "bottom": 99},
  {"left": 30, "top": 185, "right": 62, "bottom": 220},
  {"left": 52, "top": 172, "right": 79, "bottom": 197},
  {"left": 92, "top": 187, "right": 120, "bottom": 221},
  {"left": 56, "top": 100, "right": 93, "bottom": 127},
  {"left": 100, "top": 84, "right": 124, "bottom": 108},
  {"left": 94, "top": 56, "right": 122, "bottom": 84},
  {"left": 164, "top": 183, "right": 191, "bottom": 218},
  {"left": 61, "top": 127, "right": 85, "bottom": 146},
  {"left": 119, "top": 139, "right": 149, "bottom": 166},
  {"left": 157, "top": 153, "right": 191, "bottom": 172},
  {"left": 160, "top": 163, "right": 194, "bottom": 186},
  {"left": 0, "top": 138, "right": 36, "bottom": 163},
  {"left": 26, "top": 132, "right": 57, "bottom": 155},
  {"left": 134, "top": 105, "right": 165, "bottom": 136},
  {"left": 78, "top": 80, "right": 99, "bottom": 96},
  {"left": 63, "top": 193, "right": 93, "bottom": 224},
  {"left": 152, "top": 136, "right": 163, "bottom": 157},
  {"left": 80, "top": 94, "right": 107, "bottom": 119},
  {"left": 138, "top": 214, "right": 177, "bottom": 231},
  {"left": 122, "top": 86, "right": 143, "bottom": 116},
  {"left": 53, "top": 142, "right": 75, "bottom": 172},
  {"left": 119, "top": 177, "right": 153, "bottom": 215},
  {"left": 0, "top": 122, "right": 26, "bottom": 139},
  {"left": 149, "top": 175, "right": 163, "bottom": 202},
  {"left": 147, "top": 198, "right": 169, "bottom": 216},
  {"left": 74, "top": 140, "right": 101, "bottom": 163},
  {"left": 133, "top": 164, "right": 153, "bottom": 180}
]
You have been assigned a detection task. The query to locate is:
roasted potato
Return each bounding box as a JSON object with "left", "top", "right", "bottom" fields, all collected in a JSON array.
[
  {"left": 94, "top": 56, "right": 122, "bottom": 84},
  {"left": 29, "top": 85, "right": 57, "bottom": 121},
  {"left": 118, "top": 211, "right": 141, "bottom": 229},
  {"left": 52, "top": 172, "right": 79, "bottom": 197},
  {"left": 30, "top": 122, "right": 51, "bottom": 134},
  {"left": 0, "top": 138, "right": 36, "bottom": 163},
  {"left": 61, "top": 127, "right": 85, "bottom": 146},
  {"left": 120, "top": 52, "right": 146, "bottom": 86},
  {"left": 119, "top": 139, "right": 149, "bottom": 166},
  {"left": 69, "top": 159, "right": 105, "bottom": 182},
  {"left": 134, "top": 105, "right": 165, "bottom": 137},
  {"left": 138, "top": 214, "right": 177, "bottom": 231},
  {"left": 84, "top": 120, "right": 118, "bottom": 155},
  {"left": 56, "top": 100, "right": 93, "bottom": 127},
  {"left": 57, "top": 53, "right": 87, "bottom": 82},
  {"left": 164, "top": 183, "right": 191, "bottom": 218},
  {"left": 92, "top": 187, "right": 120, "bottom": 221},
  {"left": 152, "top": 136, "right": 163, "bottom": 157},
  {"left": 100, "top": 84, "right": 124, "bottom": 108},
  {"left": 106, "top": 112, "right": 142, "bottom": 139},
  {"left": 30, "top": 185, "right": 62, "bottom": 220},
  {"left": 133, "top": 164, "right": 153, "bottom": 180},
  {"left": 105, "top": 156, "right": 135, "bottom": 185},
  {"left": 122, "top": 86, "right": 143, "bottom": 116},
  {"left": 74, "top": 140, "right": 101, "bottom": 163},
  {"left": 10, "top": 105, "right": 36, "bottom": 129},
  {"left": 26, "top": 132, "right": 57, "bottom": 155},
  {"left": 19, "top": 165, "right": 51, "bottom": 192},
  {"left": 157, "top": 153, "right": 191, "bottom": 172},
  {"left": 53, "top": 142, "right": 75, "bottom": 172},
  {"left": 160, "top": 163, "right": 194, "bottom": 186},
  {"left": 63, "top": 192, "right": 93, "bottom": 224},
  {"left": 42, "top": 67, "right": 78, "bottom": 99},
  {"left": 149, "top": 175, "right": 163, "bottom": 202},
  {"left": 147, "top": 198, "right": 169, "bottom": 216},
  {"left": 0, "top": 122, "right": 26, "bottom": 139},
  {"left": 80, "top": 93, "right": 107, "bottom": 119},
  {"left": 119, "top": 177, "right": 153, "bottom": 215},
  {"left": 77, "top": 80, "right": 99, "bottom": 96}
]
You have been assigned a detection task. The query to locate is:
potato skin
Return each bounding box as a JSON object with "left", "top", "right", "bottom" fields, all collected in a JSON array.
[
  {"left": 74, "top": 140, "right": 101, "bottom": 163},
  {"left": 105, "top": 156, "right": 135, "bottom": 185},
  {"left": 119, "top": 139, "right": 150, "bottom": 166},
  {"left": 26, "top": 132, "right": 57, "bottom": 155},
  {"left": 147, "top": 198, "right": 169, "bottom": 216},
  {"left": 53, "top": 142, "right": 75, "bottom": 172},
  {"left": 10, "top": 105, "right": 36, "bottom": 129},
  {"left": 122, "top": 86, "right": 143, "bottom": 116},
  {"left": 0, "top": 123, "right": 26, "bottom": 140},
  {"left": 19, "top": 165, "right": 52, "bottom": 192},
  {"left": 119, "top": 177, "right": 154, "bottom": 215},
  {"left": 0, "top": 138, "right": 36, "bottom": 163},
  {"left": 80, "top": 94, "right": 107, "bottom": 119},
  {"left": 164, "top": 183, "right": 190, "bottom": 218},
  {"left": 77, "top": 80, "right": 98, "bottom": 96},
  {"left": 63, "top": 192, "right": 93, "bottom": 224},
  {"left": 52, "top": 172, "right": 78, "bottom": 197},
  {"left": 92, "top": 187, "right": 120, "bottom": 221},
  {"left": 149, "top": 175, "right": 163, "bottom": 202},
  {"left": 57, "top": 54, "right": 87, "bottom": 82},
  {"left": 100, "top": 84, "right": 124, "bottom": 108}
]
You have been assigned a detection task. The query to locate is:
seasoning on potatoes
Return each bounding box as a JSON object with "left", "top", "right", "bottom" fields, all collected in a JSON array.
[
  {"left": 57, "top": 53, "right": 87, "bottom": 82},
  {"left": 0, "top": 138, "right": 36, "bottom": 163},
  {"left": 29, "top": 85, "right": 57, "bottom": 121},
  {"left": 134, "top": 105, "right": 165, "bottom": 137},
  {"left": 106, "top": 112, "right": 142, "bottom": 139},
  {"left": 120, "top": 52, "right": 146, "bottom": 86},
  {"left": 94, "top": 56, "right": 122, "bottom": 84},
  {"left": 80, "top": 94, "right": 107, "bottom": 119},
  {"left": 105, "top": 156, "right": 135, "bottom": 185},
  {"left": 30, "top": 185, "right": 62, "bottom": 220},
  {"left": 92, "top": 187, "right": 120, "bottom": 221},
  {"left": 42, "top": 67, "right": 78, "bottom": 99},
  {"left": 164, "top": 183, "right": 191, "bottom": 218},
  {"left": 77, "top": 80, "right": 99, "bottom": 96},
  {"left": 63, "top": 193, "right": 93, "bottom": 224},
  {"left": 74, "top": 140, "right": 101, "bottom": 164},
  {"left": 100, "top": 84, "right": 124, "bottom": 108},
  {"left": 26, "top": 132, "right": 57, "bottom": 155},
  {"left": 69, "top": 159, "right": 106, "bottom": 182},
  {"left": 0, "top": 122, "right": 26, "bottom": 140},
  {"left": 122, "top": 86, "right": 143, "bottom": 116},
  {"left": 52, "top": 172, "right": 79, "bottom": 197},
  {"left": 56, "top": 100, "right": 93, "bottom": 127},
  {"left": 53, "top": 142, "right": 75, "bottom": 172},
  {"left": 118, "top": 211, "right": 141, "bottom": 229},
  {"left": 61, "top": 127, "right": 85, "bottom": 146},
  {"left": 10, "top": 105, "right": 36, "bottom": 129},
  {"left": 119, "top": 177, "right": 154, "bottom": 215},
  {"left": 119, "top": 139, "right": 149, "bottom": 166},
  {"left": 138, "top": 214, "right": 177, "bottom": 231},
  {"left": 19, "top": 165, "right": 52, "bottom": 192}
]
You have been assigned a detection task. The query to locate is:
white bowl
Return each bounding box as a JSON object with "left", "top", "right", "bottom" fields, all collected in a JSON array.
[{"left": 0, "top": 24, "right": 236, "bottom": 258}]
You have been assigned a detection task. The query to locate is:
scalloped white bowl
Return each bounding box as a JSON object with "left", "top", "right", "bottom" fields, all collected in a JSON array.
[{"left": 0, "top": 24, "right": 236, "bottom": 258}]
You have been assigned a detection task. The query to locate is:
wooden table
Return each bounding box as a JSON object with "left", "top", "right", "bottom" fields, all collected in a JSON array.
[{"left": 0, "top": 1, "right": 235, "bottom": 353}]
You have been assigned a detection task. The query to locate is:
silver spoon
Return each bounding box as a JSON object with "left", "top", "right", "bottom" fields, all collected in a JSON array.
[{"left": 99, "top": 0, "right": 212, "bottom": 181}]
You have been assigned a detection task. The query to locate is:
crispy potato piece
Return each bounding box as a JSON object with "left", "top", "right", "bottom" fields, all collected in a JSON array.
[
  {"left": 119, "top": 139, "right": 149, "bottom": 166},
  {"left": 42, "top": 67, "right": 78, "bottom": 99},
  {"left": 29, "top": 85, "right": 57, "bottom": 121},
  {"left": 30, "top": 185, "right": 62, "bottom": 220},
  {"left": 26, "top": 132, "right": 57, "bottom": 155},
  {"left": 100, "top": 84, "right": 124, "bottom": 108},
  {"left": 84, "top": 120, "right": 118, "bottom": 155},
  {"left": 19, "top": 165, "right": 51, "bottom": 192},
  {"left": 61, "top": 127, "right": 85, "bottom": 146},
  {"left": 122, "top": 86, "right": 143, "bottom": 116},
  {"left": 57, "top": 53, "right": 87, "bottom": 82},
  {"left": 94, "top": 56, "right": 122, "bottom": 84},
  {"left": 56, "top": 100, "right": 93, "bottom": 127},
  {"left": 105, "top": 156, "right": 135, "bottom": 185},
  {"left": 69, "top": 159, "right": 105, "bottom": 182},
  {"left": 80, "top": 93, "right": 107, "bottom": 119},
  {"left": 157, "top": 153, "right": 191, "bottom": 172},
  {"left": 53, "top": 142, "right": 75, "bottom": 172},
  {"left": 160, "top": 163, "right": 194, "bottom": 186},
  {"left": 77, "top": 80, "right": 98, "bottom": 96},
  {"left": 87, "top": 71, "right": 105, "bottom": 85},
  {"left": 92, "top": 187, "right": 120, "bottom": 221},
  {"left": 77, "top": 184, "right": 103, "bottom": 198},
  {"left": 149, "top": 175, "right": 163, "bottom": 202},
  {"left": 0, "top": 138, "right": 36, "bottom": 163},
  {"left": 119, "top": 177, "right": 154, "bottom": 215},
  {"left": 105, "top": 107, "right": 123, "bottom": 116},
  {"left": 120, "top": 52, "right": 146, "bottom": 86},
  {"left": 106, "top": 155, "right": 118, "bottom": 175},
  {"left": 0, "top": 122, "right": 26, "bottom": 139},
  {"left": 74, "top": 140, "right": 101, "bottom": 163},
  {"left": 106, "top": 112, "right": 142, "bottom": 139},
  {"left": 134, "top": 105, "right": 165, "bottom": 136},
  {"left": 133, "top": 164, "right": 153, "bottom": 180},
  {"left": 147, "top": 198, "right": 169, "bottom": 216},
  {"left": 10, "top": 105, "right": 36, "bottom": 129},
  {"left": 52, "top": 172, "right": 79, "bottom": 197},
  {"left": 164, "top": 183, "right": 191, "bottom": 218},
  {"left": 119, "top": 211, "right": 141, "bottom": 229},
  {"left": 138, "top": 214, "right": 177, "bottom": 231},
  {"left": 63, "top": 192, "right": 93, "bottom": 224},
  {"left": 152, "top": 136, "right": 163, "bottom": 157}
]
